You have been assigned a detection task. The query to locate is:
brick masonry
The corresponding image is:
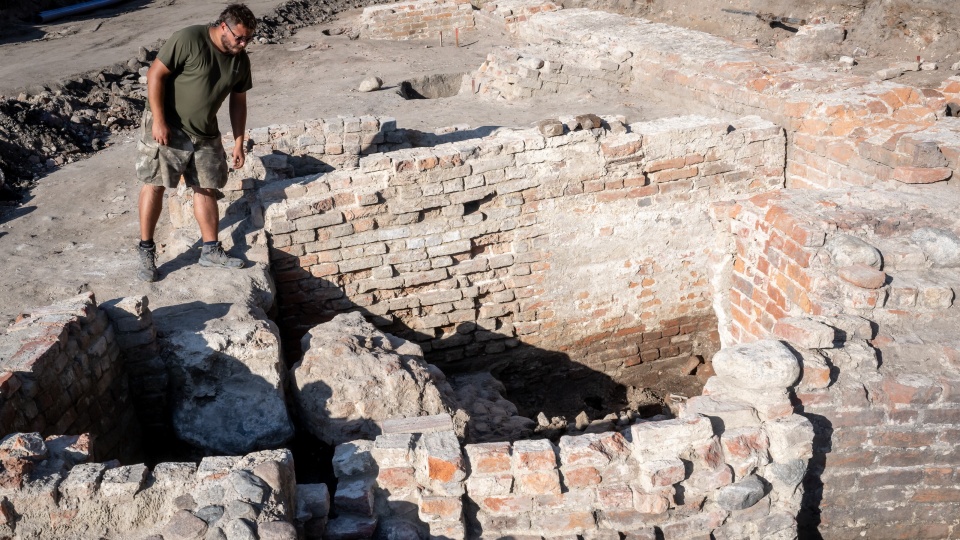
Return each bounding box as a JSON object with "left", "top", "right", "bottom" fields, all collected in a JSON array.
[
  {"left": 360, "top": 0, "right": 475, "bottom": 41},
  {"left": 327, "top": 338, "right": 813, "bottom": 539},
  {"left": 258, "top": 114, "right": 784, "bottom": 390},
  {"left": 475, "top": 8, "right": 960, "bottom": 192},
  {"left": 713, "top": 187, "right": 960, "bottom": 538},
  {"left": 0, "top": 292, "right": 140, "bottom": 461}
]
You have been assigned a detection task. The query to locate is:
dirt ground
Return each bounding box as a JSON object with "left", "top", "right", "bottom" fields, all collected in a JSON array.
[{"left": 0, "top": 0, "right": 958, "bottom": 322}]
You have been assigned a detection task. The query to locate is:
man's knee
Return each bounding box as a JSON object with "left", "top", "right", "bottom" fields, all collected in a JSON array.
[
  {"left": 193, "top": 187, "right": 217, "bottom": 198},
  {"left": 142, "top": 184, "right": 166, "bottom": 195}
]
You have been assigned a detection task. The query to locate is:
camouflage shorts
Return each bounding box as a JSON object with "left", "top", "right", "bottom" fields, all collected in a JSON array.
[{"left": 135, "top": 110, "right": 228, "bottom": 190}]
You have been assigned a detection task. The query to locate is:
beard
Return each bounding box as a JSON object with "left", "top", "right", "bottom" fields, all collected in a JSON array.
[{"left": 219, "top": 34, "right": 242, "bottom": 56}]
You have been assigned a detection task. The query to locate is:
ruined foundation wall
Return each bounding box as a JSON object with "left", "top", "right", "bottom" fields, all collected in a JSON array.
[
  {"left": 360, "top": 0, "right": 475, "bottom": 41},
  {"left": 0, "top": 292, "right": 139, "bottom": 461},
  {"left": 260, "top": 114, "right": 784, "bottom": 387},
  {"left": 478, "top": 8, "right": 960, "bottom": 192},
  {"left": 325, "top": 339, "right": 813, "bottom": 539},
  {"left": 0, "top": 436, "right": 300, "bottom": 540},
  {"left": 713, "top": 189, "right": 960, "bottom": 538}
]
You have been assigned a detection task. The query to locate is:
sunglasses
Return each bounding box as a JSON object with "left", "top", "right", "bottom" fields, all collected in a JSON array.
[{"left": 224, "top": 23, "right": 255, "bottom": 44}]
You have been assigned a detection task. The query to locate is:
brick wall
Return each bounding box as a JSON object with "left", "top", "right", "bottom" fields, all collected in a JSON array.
[
  {"left": 360, "top": 0, "right": 475, "bottom": 41},
  {"left": 259, "top": 114, "right": 784, "bottom": 389},
  {"left": 0, "top": 292, "right": 140, "bottom": 461},
  {"left": 325, "top": 339, "right": 814, "bottom": 539},
  {"left": 490, "top": 7, "right": 960, "bottom": 192},
  {"left": 713, "top": 188, "right": 960, "bottom": 538}
]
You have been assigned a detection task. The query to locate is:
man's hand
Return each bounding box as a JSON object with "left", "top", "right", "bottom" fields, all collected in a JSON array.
[
  {"left": 231, "top": 144, "right": 245, "bottom": 170},
  {"left": 152, "top": 119, "right": 170, "bottom": 146}
]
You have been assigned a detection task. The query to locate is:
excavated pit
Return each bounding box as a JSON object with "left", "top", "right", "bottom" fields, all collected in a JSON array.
[{"left": 398, "top": 72, "right": 466, "bottom": 99}]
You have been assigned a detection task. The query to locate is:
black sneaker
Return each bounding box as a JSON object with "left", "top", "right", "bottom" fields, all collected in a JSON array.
[
  {"left": 137, "top": 244, "right": 158, "bottom": 282},
  {"left": 199, "top": 241, "right": 244, "bottom": 269}
]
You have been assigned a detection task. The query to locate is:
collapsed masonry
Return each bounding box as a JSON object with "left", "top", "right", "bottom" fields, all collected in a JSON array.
[{"left": 2, "top": 0, "right": 960, "bottom": 539}]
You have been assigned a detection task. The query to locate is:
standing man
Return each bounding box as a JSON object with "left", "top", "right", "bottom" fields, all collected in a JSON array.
[{"left": 135, "top": 4, "right": 257, "bottom": 282}]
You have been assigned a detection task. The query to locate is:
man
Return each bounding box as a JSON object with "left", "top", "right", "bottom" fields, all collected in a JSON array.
[{"left": 135, "top": 4, "right": 257, "bottom": 282}]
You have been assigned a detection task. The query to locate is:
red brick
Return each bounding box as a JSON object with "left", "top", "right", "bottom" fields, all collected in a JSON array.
[
  {"left": 632, "top": 490, "right": 670, "bottom": 514},
  {"left": 419, "top": 495, "right": 462, "bottom": 521},
  {"left": 479, "top": 495, "right": 532, "bottom": 515},
  {"left": 912, "top": 488, "right": 960, "bottom": 503},
  {"left": 516, "top": 471, "right": 560, "bottom": 495},
  {"left": 879, "top": 376, "right": 943, "bottom": 406},
  {"left": 466, "top": 442, "right": 512, "bottom": 474},
  {"left": 377, "top": 467, "right": 416, "bottom": 492},
  {"left": 597, "top": 484, "right": 634, "bottom": 510},
  {"left": 838, "top": 264, "right": 887, "bottom": 289},
  {"left": 892, "top": 166, "right": 952, "bottom": 184},
  {"left": 857, "top": 469, "right": 923, "bottom": 489},
  {"left": 563, "top": 466, "right": 601, "bottom": 488},
  {"left": 532, "top": 510, "right": 596, "bottom": 534}
]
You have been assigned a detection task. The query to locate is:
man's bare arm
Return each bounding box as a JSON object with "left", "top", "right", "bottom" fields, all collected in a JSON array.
[
  {"left": 228, "top": 91, "right": 247, "bottom": 169},
  {"left": 146, "top": 59, "right": 173, "bottom": 146}
]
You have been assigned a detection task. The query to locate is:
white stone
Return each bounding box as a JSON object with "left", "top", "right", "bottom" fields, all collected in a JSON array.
[
  {"left": 764, "top": 415, "right": 815, "bottom": 462},
  {"left": 825, "top": 234, "right": 882, "bottom": 269},
  {"left": 358, "top": 76, "right": 383, "bottom": 92},
  {"left": 291, "top": 312, "right": 459, "bottom": 446},
  {"left": 711, "top": 340, "right": 800, "bottom": 390},
  {"left": 631, "top": 415, "right": 714, "bottom": 462}
]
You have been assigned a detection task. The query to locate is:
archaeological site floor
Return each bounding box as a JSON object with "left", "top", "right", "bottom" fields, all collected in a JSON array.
[{"left": 1, "top": 0, "right": 960, "bottom": 539}]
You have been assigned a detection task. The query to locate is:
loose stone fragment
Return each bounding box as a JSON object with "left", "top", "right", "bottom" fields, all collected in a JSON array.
[
  {"left": 711, "top": 340, "right": 801, "bottom": 390},
  {"left": 359, "top": 77, "right": 383, "bottom": 92},
  {"left": 537, "top": 119, "right": 564, "bottom": 138},
  {"left": 716, "top": 475, "right": 765, "bottom": 510},
  {"left": 838, "top": 264, "right": 886, "bottom": 289}
]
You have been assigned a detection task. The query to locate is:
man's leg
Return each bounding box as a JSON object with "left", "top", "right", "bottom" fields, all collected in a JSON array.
[
  {"left": 138, "top": 184, "right": 166, "bottom": 241},
  {"left": 136, "top": 184, "right": 165, "bottom": 282},
  {"left": 194, "top": 187, "right": 244, "bottom": 268},
  {"left": 193, "top": 187, "right": 219, "bottom": 242}
]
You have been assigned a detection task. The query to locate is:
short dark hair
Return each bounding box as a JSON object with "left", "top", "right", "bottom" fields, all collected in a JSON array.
[{"left": 216, "top": 4, "right": 257, "bottom": 31}]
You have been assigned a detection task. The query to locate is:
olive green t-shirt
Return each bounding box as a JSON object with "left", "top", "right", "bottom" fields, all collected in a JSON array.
[{"left": 152, "top": 25, "right": 252, "bottom": 139}]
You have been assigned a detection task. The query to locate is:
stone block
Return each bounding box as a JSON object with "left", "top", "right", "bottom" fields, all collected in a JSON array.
[
  {"left": 763, "top": 415, "right": 814, "bottom": 462},
  {"left": 838, "top": 264, "right": 887, "bottom": 289},
  {"left": 716, "top": 475, "right": 765, "bottom": 511},
  {"left": 681, "top": 396, "right": 760, "bottom": 432},
  {"left": 711, "top": 340, "right": 800, "bottom": 391},
  {"left": 99, "top": 464, "right": 148, "bottom": 499},
  {"left": 478, "top": 494, "right": 533, "bottom": 515},
  {"left": 258, "top": 521, "right": 298, "bottom": 540},
  {"left": 636, "top": 459, "right": 686, "bottom": 490},
  {"left": 631, "top": 488, "right": 671, "bottom": 514},
  {"left": 516, "top": 470, "right": 561, "bottom": 495},
  {"left": 372, "top": 433, "right": 416, "bottom": 467},
  {"left": 630, "top": 415, "right": 713, "bottom": 461},
  {"left": 466, "top": 473, "right": 513, "bottom": 497},
  {"left": 333, "top": 440, "right": 376, "bottom": 479},
  {"left": 720, "top": 427, "right": 770, "bottom": 479},
  {"left": 296, "top": 483, "right": 330, "bottom": 520},
  {"left": 684, "top": 464, "right": 734, "bottom": 493},
  {"left": 824, "top": 234, "right": 882, "bottom": 269},
  {"left": 418, "top": 494, "right": 463, "bottom": 523},
  {"left": 558, "top": 431, "right": 630, "bottom": 467},
  {"left": 773, "top": 318, "right": 836, "bottom": 349},
  {"left": 59, "top": 462, "right": 107, "bottom": 501},
  {"left": 334, "top": 478, "right": 375, "bottom": 516}
]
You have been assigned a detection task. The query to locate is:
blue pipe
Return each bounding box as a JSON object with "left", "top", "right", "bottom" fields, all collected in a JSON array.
[{"left": 37, "top": 0, "right": 128, "bottom": 23}]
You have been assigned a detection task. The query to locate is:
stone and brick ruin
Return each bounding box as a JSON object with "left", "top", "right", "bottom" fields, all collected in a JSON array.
[{"left": 3, "top": 0, "right": 960, "bottom": 539}]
